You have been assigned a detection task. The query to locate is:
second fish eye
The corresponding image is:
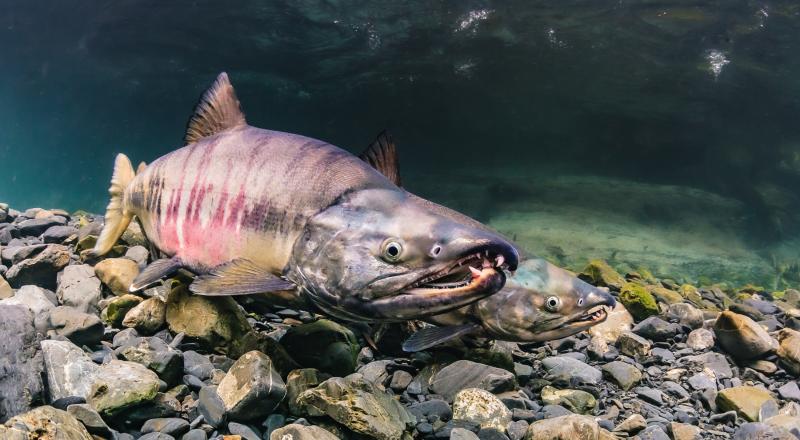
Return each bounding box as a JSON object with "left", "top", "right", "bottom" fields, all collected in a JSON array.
[{"left": 545, "top": 296, "right": 561, "bottom": 311}]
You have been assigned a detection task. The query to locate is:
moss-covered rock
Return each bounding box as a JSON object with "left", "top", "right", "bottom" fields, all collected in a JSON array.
[
  {"left": 634, "top": 267, "right": 658, "bottom": 284},
  {"left": 88, "top": 360, "right": 160, "bottom": 416},
  {"left": 678, "top": 284, "right": 704, "bottom": 306},
  {"left": 281, "top": 319, "right": 359, "bottom": 377},
  {"left": 619, "top": 283, "right": 659, "bottom": 321},
  {"left": 102, "top": 294, "right": 143, "bottom": 328},
  {"left": 580, "top": 260, "right": 625, "bottom": 291},
  {"left": 739, "top": 284, "right": 766, "bottom": 295},
  {"left": 648, "top": 286, "right": 683, "bottom": 305}
]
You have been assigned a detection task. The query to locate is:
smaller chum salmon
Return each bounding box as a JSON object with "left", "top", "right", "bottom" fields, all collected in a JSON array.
[{"left": 91, "top": 72, "right": 519, "bottom": 322}]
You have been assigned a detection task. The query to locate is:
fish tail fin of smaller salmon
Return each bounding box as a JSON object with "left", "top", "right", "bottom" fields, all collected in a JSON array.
[{"left": 92, "top": 153, "right": 135, "bottom": 256}]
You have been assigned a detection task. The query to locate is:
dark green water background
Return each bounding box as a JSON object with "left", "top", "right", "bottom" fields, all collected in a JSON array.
[{"left": 3, "top": 1, "right": 800, "bottom": 285}]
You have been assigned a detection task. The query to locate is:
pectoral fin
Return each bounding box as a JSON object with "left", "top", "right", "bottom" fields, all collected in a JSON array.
[
  {"left": 401, "top": 323, "right": 480, "bottom": 352},
  {"left": 189, "top": 259, "right": 296, "bottom": 296},
  {"left": 130, "top": 257, "right": 183, "bottom": 291}
]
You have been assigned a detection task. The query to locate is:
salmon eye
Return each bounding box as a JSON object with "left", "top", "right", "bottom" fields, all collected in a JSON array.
[
  {"left": 545, "top": 296, "right": 561, "bottom": 312},
  {"left": 381, "top": 239, "right": 404, "bottom": 263}
]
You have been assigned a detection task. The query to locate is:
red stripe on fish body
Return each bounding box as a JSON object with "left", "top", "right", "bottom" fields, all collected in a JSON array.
[{"left": 124, "top": 126, "right": 394, "bottom": 274}]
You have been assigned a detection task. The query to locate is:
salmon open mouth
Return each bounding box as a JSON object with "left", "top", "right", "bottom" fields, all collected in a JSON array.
[
  {"left": 405, "top": 249, "right": 512, "bottom": 296},
  {"left": 361, "top": 247, "right": 514, "bottom": 320},
  {"left": 569, "top": 305, "right": 610, "bottom": 326}
]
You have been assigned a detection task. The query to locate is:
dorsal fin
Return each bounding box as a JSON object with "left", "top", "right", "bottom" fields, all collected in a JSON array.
[
  {"left": 359, "top": 130, "right": 401, "bottom": 186},
  {"left": 184, "top": 72, "right": 246, "bottom": 145}
]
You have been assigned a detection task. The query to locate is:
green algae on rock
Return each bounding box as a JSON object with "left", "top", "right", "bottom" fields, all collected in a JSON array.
[
  {"left": 580, "top": 260, "right": 625, "bottom": 291},
  {"left": 619, "top": 283, "right": 659, "bottom": 321},
  {"left": 88, "top": 360, "right": 160, "bottom": 416},
  {"left": 102, "top": 294, "right": 142, "bottom": 327}
]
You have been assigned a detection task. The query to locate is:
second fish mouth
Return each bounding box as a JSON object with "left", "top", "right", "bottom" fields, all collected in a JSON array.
[{"left": 571, "top": 305, "right": 610, "bottom": 324}]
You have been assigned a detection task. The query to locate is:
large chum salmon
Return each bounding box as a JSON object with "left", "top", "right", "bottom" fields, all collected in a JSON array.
[{"left": 91, "top": 73, "right": 519, "bottom": 322}]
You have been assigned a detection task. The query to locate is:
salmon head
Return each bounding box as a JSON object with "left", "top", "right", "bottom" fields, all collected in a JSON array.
[{"left": 287, "top": 188, "right": 519, "bottom": 322}]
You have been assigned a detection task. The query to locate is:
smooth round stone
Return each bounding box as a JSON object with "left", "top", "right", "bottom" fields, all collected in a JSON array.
[
  {"left": 452, "top": 388, "right": 512, "bottom": 431},
  {"left": 227, "top": 422, "right": 261, "bottom": 440},
  {"left": 141, "top": 418, "right": 190, "bottom": 437}
]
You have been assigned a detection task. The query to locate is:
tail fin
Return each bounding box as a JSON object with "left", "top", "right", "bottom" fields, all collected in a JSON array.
[{"left": 93, "top": 153, "right": 135, "bottom": 256}]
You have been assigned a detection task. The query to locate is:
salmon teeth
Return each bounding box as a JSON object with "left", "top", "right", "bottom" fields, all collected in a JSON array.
[{"left": 469, "top": 266, "right": 482, "bottom": 278}]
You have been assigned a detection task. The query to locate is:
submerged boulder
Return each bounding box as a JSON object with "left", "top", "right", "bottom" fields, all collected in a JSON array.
[
  {"left": 452, "top": 388, "right": 512, "bottom": 431},
  {"left": 297, "top": 373, "right": 415, "bottom": 440},
  {"left": 619, "top": 283, "right": 659, "bottom": 321},
  {"left": 542, "top": 356, "right": 602, "bottom": 387},
  {"left": 281, "top": 319, "right": 359, "bottom": 377},
  {"left": 0, "top": 285, "right": 56, "bottom": 334},
  {"left": 94, "top": 258, "right": 140, "bottom": 296},
  {"left": 540, "top": 386, "right": 597, "bottom": 415},
  {"left": 47, "top": 306, "right": 104, "bottom": 347},
  {"left": 103, "top": 294, "right": 143, "bottom": 327},
  {"left": 116, "top": 336, "right": 184, "bottom": 386},
  {"left": 588, "top": 302, "right": 634, "bottom": 344},
  {"left": 122, "top": 297, "right": 167, "bottom": 335},
  {"left": 716, "top": 386, "right": 776, "bottom": 422},
  {"left": 1, "top": 406, "right": 92, "bottom": 440},
  {"left": 0, "top": 304, "right": 43, "bottom": 423},
  {"left": 430, "top": 360, "right": 516, "bottom": 402},
  {"left": 87, "top": 360, "right": 160, "bottom": 416},
  {"left": 525, "top": 414, "right": 601, "bottom": 439},
  {"left": 580, "top": 260, "right": 625, "bottom": 291},
  {"left": 41, "top": 339, "right": 99, "bottom": 401},
  {"left": 165, "top": 285, "right": 259, "bottom": 358},
  {"left": 776, "top": 329, "right": 800, "bottom": 375},
  {"left": 5, "top": 244, "right": 71, "bottom": 290},
  {"left": 56, "top": 264, "right": 102, "bottom": 313},
  {"left": 714, "top": 311, "right": 777, "bottom": 360},
  {"left": 216, "top": 351, "right": 286, "bottom": 422}
]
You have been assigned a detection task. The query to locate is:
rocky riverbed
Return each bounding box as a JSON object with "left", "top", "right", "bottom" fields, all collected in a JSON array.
[{"left": 0, "top": 203, "right": 799, "bottom": 440}]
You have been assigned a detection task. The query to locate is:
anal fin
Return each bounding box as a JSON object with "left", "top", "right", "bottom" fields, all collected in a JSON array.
[
  {"left": 130, "top": 257, "right": 183, "bottom": 291},
  {"left": 402, "top": 323, "right": 480, "bottom": 352},
  {"left": 189, "top": 259, "right": 296, "bottom": 296}
]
